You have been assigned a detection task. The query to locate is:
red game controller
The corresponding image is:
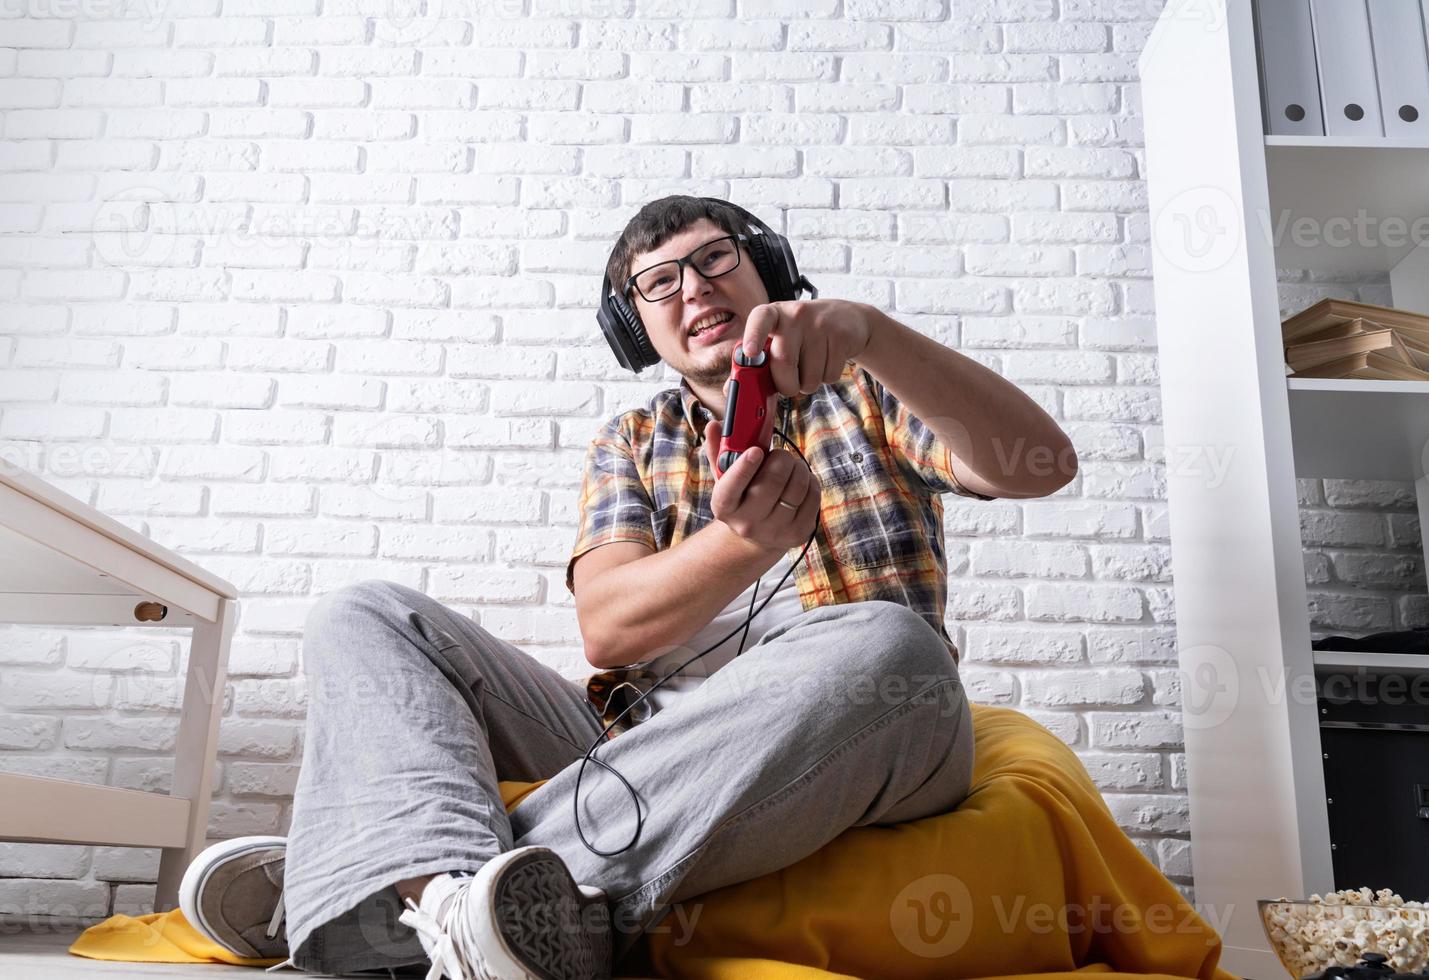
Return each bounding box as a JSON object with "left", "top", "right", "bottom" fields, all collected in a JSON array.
[{"left": 715, "top": 339, "right": 779, "bottom": 478}]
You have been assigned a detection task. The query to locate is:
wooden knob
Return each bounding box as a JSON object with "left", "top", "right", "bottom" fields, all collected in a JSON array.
[{"left": 134, "top": 602, "right": 168, "bottom": 623}]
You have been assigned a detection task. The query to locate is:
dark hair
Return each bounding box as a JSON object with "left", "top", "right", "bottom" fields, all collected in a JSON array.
[{"left": 605, "top": 195, "right": 750, "bottom": 296}]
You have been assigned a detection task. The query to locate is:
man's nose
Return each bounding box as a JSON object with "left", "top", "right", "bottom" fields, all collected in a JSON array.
[{"left": 682, "top": 264, "right": 714, "bottom": 302}]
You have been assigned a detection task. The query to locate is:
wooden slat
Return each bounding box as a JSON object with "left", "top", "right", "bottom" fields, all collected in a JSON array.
[
  {"left": 0, "top": 523, "right": 137, "bottom": 596},
  {"left": 0, "top": 483, "right": 220, "bottom": 622},
  {"left": 155, "top": 597, "right": 237, "bottom": 911},
  {"left": 0, "top": 593, "right": 198, "bottom": 627},
  {"left": 0, "top": 464, "right": 238, "bottom": 600},
  {"left": 0, "top": 773, "right": 190, "bottom": 848}
]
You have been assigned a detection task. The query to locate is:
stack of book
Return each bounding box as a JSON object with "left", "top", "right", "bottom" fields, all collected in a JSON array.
[{"left": 1282, "top": 299, "right": 1429, "bottom": 380}]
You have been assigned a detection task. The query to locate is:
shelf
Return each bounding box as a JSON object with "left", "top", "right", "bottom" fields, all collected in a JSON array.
[
  {"left": 1143, "top": 4, "right": 1429, "bottom": 973},
  {"left": 1285, "top": 377, "right": 1429, "bottom": 482},
  {"left": 1264, "top": 141, "right": 1429, "bottom": 277},
  {"left": 1313, "top": 650, "right": 1429, "bottom": 672},
  {"left": 1266, "top": 136, "right": 1429, "bottom": 150}
]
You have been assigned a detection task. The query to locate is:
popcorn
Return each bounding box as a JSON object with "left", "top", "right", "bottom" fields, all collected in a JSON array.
[{"left": 1260, "top": 888, "right": 1429, "bottom": 978}]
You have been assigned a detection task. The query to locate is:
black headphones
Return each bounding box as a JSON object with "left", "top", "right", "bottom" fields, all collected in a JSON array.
[{"left": 596, "top": 197, "right": 819, "bottom": 374}]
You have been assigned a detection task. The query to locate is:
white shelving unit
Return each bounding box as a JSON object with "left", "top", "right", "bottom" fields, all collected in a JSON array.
[{"left": 1141, "top": 3, "right": 1429, "bottom": 977}]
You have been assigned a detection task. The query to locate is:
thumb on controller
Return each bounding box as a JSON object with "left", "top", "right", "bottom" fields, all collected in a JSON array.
[
  {"left": 704, "top": 417, "right": 763, "bottom": 478},
  {"left": 703, "top": 418, "right": 722, "bottom": 473}
]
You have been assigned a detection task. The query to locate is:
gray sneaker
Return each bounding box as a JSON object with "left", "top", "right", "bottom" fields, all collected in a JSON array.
[{"left": 178, "top": 835, "right": 288, "bottom": 962}]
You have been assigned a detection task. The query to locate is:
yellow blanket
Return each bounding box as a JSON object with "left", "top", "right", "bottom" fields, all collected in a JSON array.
[{"left": 70, "top": 704, "right": 1237, "bottom": 980}]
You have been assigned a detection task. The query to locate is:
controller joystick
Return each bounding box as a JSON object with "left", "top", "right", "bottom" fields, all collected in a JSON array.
[
  {"left": 715, "top": 339, "right": 779, "bottom": 478},
  {"left": 734, "top": 344, "right": 767, "bottom": 368}
]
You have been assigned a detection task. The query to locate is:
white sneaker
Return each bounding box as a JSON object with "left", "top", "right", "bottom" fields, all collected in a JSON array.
[{"left": 397, "top": 846, "right": 613, "bottom": 980}]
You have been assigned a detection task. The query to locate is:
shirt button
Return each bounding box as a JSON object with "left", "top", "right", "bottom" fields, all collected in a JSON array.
[{"left": 849, "top": 452, "right": 862, "bottom": 463}]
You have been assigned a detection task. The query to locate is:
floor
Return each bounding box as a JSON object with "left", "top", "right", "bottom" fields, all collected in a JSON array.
[
  {"left": 1, "top": 924, "right": 661, "bottom": 978},
  {"left": 1, "top": 927, "right": 309, "bottom": 978}
]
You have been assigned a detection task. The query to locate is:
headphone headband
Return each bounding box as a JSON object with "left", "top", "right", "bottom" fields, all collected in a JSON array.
[{"left": 595, "top": 197, "right": 818, "bottom": 374}]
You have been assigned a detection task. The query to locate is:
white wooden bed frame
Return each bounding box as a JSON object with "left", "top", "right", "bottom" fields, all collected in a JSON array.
[{"left": 0, "top": 462, "right": 238, "bottom": 913}]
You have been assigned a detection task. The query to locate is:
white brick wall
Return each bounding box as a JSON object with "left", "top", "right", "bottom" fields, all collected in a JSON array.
[{"left": 1, "top": 0, "right": 1424, "bottom": 928}]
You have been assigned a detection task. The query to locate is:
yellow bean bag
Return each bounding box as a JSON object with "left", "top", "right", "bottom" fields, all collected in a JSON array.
[{"left": 70, "top": 704, "right": 1236, "bottom": 980}]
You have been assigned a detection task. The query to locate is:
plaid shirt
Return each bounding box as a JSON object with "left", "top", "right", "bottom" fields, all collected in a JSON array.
[{"left": 566, "top": 361, "right": 996, "bottom": 734}]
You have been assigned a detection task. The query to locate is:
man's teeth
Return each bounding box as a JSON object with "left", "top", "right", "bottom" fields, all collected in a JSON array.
[{"left": 691, "top": 312, "right": 733, "bottom": 335}]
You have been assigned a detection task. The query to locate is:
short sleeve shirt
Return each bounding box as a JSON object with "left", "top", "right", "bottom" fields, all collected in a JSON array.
[{"left": 566, "top": 361, "right": 995, "bottom": 670}]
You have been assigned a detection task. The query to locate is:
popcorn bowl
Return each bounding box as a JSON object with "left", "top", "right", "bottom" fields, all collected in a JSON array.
[{"left": 1259, "top": 891, "right": 1429, "bottom": 979}]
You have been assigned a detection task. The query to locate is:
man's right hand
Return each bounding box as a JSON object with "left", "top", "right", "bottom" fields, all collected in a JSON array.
[{"left": 703, "top": 418, "right": 821, "bottom": 552}]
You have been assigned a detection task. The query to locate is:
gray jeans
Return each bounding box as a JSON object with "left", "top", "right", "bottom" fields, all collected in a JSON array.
[{"left": 282, "top": 580, "right": 975, "bottom": 976}]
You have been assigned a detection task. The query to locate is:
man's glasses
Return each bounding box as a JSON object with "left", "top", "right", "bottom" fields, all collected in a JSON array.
[{"left": 625, "top": 234, "right": 749, "bottom": 304}]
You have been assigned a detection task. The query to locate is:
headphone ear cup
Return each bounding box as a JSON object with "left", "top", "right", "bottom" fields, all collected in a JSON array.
[
  {"left": 597, "top": 279, "right": 660, "bottom": 373},
  {"left": 615, "top": 291, "right": 659, "bottom": 370},
  {"left": 745, "top": 231, "right": 796, "bottom": 302},
  {"left": 768, "top": 234, "right": 801, "bottom": 301}
]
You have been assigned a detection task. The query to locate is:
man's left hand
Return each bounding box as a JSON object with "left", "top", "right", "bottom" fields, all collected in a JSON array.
[{"left": 738, "top": 299, "right": 877, "bottom": 397}]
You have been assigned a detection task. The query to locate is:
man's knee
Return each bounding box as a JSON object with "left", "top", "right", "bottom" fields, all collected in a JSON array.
[
  {"left": 765, "top": 601, "right": 961, "bottom": 719},
  {"left": 306, "top": 578, "right": 400, "bottom": 624},
  {"left": 850, "top": 603, "right": 966, "bottom": 724},
  {"left": 302, "top": 579, "right": 408, "bottom": 670},
  {"left": 846, "top": 601, "right": 959, "bottom": 681}
]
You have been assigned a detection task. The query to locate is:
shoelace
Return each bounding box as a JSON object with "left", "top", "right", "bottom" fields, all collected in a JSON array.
[
  {"left": 267, "top": 885, "right": 286, "bottom": 940},
  {"left": 260, "top": 883, "right": 289, "bottom": 973},
  {"left": 398, "top": 880, "right": 496, "bottom": 980}
]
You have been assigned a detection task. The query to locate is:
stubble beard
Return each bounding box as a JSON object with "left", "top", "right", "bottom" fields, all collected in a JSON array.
[{"left": 680, "top": 342, "right": 736, "bottom": 389}]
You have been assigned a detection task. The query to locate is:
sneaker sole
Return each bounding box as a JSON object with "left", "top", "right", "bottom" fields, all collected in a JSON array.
[
  {"left": 178, "top": 835, "right": 288, "bottom": 958},
  {"left": 478, "top": 847, "right": 612, "bottom": 980}
]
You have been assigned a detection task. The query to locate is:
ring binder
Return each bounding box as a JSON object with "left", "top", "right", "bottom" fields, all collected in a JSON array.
[
  {"left": 1309, "top": 0, "right": 1386, "bottom": 137},
  {"left": 1255, "top": 0, "right": 1327, "bottom": 136},
  {"left": 1367, "top": 0, "right": 1429, "bottom": 137}
]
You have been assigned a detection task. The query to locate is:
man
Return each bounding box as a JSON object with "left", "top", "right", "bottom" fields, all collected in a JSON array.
[{"left": 177, "top": 196, "right": 1077, "bottom": 980}]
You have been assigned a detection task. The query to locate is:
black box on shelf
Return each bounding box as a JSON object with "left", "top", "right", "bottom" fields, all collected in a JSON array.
[{"left": 1317, "top": 662, "right": 1429, "bottom": 901}]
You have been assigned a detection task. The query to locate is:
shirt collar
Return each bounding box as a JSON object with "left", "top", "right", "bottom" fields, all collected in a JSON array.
[{"left": 678, "top": 376, "right": 713, "bottom": 444}]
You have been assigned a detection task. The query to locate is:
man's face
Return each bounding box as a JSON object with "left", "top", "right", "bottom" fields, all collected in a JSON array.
[{"left": 625, "top": 217, "right": 771, "bottom": 390}]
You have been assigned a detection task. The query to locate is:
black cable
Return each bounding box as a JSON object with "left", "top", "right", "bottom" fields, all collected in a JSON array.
[
  {"left": 571, "top": 423, "right": 819, "bottom": 857},
  {"left": 734, "top": 573, "right": 759, "bottom": 658},
  {"left": 735, "top": 394, "right": 792, "bottom": 660}
]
